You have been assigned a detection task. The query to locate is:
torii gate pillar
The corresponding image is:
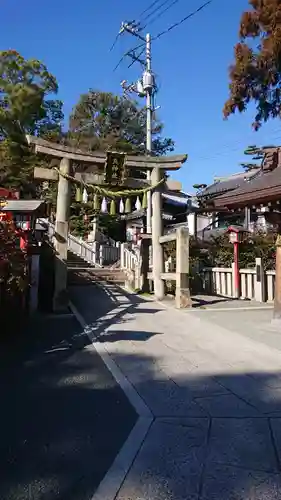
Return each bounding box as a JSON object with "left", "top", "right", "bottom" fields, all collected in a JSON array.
[
  {"left": 151, "top": 167, "right": 165, "bottom": 300},
  {"left": 55, "top": 157, "right": 71, "bottom": 259},
  {"left": 53, "top": 157, "right": 71, "bottom": 310}
]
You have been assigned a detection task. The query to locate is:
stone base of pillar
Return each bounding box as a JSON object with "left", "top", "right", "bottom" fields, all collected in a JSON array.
[
  {"left": 271, "top": 318, "right": 281, "bottom": 328},
  {"left": 124, "top": 270, "right": 135, "bottom": 291},
  {"left": 175, "top": 287, "right": 192, "bottom": 309}
]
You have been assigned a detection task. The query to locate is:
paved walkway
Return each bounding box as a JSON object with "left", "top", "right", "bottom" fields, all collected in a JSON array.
[
  {"left": 71, "top": 283, "right": 281, "bottom": 500},
  {"left": 0, "top": 313, "right": 136, "bottom": 500}
]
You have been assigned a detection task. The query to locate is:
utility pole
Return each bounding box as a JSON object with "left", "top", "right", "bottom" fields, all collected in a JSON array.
[
  {"left": 118, "top": 22, "right": 156, "bottom": 233},
  {"left": 145, "top": 33, "right": 152, "bottom": 234},
  {"left": 115, "top": 22, "right": 166, "bottom": 299}
]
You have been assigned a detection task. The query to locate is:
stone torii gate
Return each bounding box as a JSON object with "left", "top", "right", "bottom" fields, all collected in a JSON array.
[{"left": 26, "top": 135, "right": 187, "bottom": 307}]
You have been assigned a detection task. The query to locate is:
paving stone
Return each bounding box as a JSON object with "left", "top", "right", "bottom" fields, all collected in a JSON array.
[
  {"left": 269, "top": 419, "right": 281, "bottom": 467},
  {"left": 116, "top": 419, "right": 209, "bottom": 500},
  {"left": 214, "top": 374, "right": 281, "bottom": 415},
  {"left": 156, "top": 417, "right": 210, "bottom": 428},
  {"left": 135, "top": 378, "right": 208, "bottom": 417},
  {"left": 214, "top": 373, "right": 260, "bottom": 396},
  {"left": 201, "top": 464, "right": 281, "bottom": 500},
  {"left": 175, "top": 373, "right": 230, "bottom": 398},
  {"left": 157, "top": 357, "right": 230, "bottom": 398},
  {"left": 208, "top": 418, "right": 278, "bottom": 472},
  {"left": 70, "top": 284, "right": 281, "bottom": 498},
  {"left": 244, "top": 388, "right": 281, "bottom": 416},
  {"left": 249, "top": 374, "right": 281, "bottom": 390},
  {"left": 194, "top": 393, "right": 260, "bottom": 417}
]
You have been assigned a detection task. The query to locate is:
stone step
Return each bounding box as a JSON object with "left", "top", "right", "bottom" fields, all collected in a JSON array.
[
  {"left": 66, "top": 250, "right": 95, "bottom": 268},
  {"left": 68, "top": 268, "right": 126, "bottom": 286}
]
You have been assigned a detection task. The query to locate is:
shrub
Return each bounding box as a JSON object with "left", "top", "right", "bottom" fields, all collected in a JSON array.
[
  {"left": 163, "top": 231, "right": 276, "bottom": 271},
  {"left": 0, "top": 221, "right": 28, "bottom": 319}
]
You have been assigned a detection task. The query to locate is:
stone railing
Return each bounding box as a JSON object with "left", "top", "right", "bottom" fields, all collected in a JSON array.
[
  {"left": 118, "top": 233, "right": 276, "bottom": 304},
  {"left": 119, "top": 243, "right": 142, "bottom": 290},
  {"left": 200, "top": 258, "right": 275, "bottom": 303},
  {"left": 41, "top": 220, "right": 120, "bottom": 267}
]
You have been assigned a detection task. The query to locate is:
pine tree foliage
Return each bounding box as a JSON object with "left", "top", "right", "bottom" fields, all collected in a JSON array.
[
  {"left": 69, "top": 90, "right": 174, "bottom": 156},
  {"left": 224, "top": 0, "right": 281, "bottom": 129},
  {"left": 0, "top": 50, "right": 63, "bottom": 195}
]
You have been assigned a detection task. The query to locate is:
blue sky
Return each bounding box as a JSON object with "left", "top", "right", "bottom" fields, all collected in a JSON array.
[{"left": 2, "top": 0, "right": 280, "bottom": 191}]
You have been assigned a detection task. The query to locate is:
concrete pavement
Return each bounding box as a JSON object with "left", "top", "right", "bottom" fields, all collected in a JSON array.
[
  {"left": 70, "top": 283, "right": 281, "bottom": 500},
  {"left": 0, "top": 313, "right": 136, "bottom": 500}
]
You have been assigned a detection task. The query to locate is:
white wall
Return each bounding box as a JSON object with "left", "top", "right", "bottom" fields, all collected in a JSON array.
[{"left": 187, "top": 213, "right": 211, "bottom": 236}]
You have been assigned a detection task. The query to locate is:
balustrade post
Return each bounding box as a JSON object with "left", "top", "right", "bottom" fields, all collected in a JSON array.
[
  {"left": 116, "top": 241, "right": 121, "bottom": 261},
  {"left": 140, "top": 237, "right": 150, "bottom": 293},
  {"left": 254, "top": 257, "right": 265, "bottom": 302},
  {"left": 99, "top": 245, "right": 104, "bottom": 266},
  {"left": 120, "top": 243, "right": 125, "bottom": 269},
  {"left": 175, "top": 227, "right": 191, "bottom": 308},
  {"left": 92, "top": 241, "right": 97, "bottom": 265}
]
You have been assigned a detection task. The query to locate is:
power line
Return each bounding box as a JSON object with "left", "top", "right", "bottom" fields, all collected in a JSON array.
[
  {"left": 141, "top": 0, "right": 177, "bottom": 24},
  {"left": 113, "top": 39, "right": 148, "bottom": 72},
  {"left": 143, "top": 0, "right": 183, "bottom": 29},
  {"left": 128, "top": 48, "right": 146, "bottom": 68},
  {"left": 112, "top": 1, "right": 213, "bottom": 72},
  {"left": 113, "top": 43, "right": 143, "bottom": 72},
  {"left": 192, "top": 136, "right": 281, "bottom": 162},
  {"left": 138, "top": 0, "right": 164, "bottom": 20},
  {"left": 153, "top": 0, "right": 214, "bottom": 40},
  {"left": 191, "top": 130, "right": 281, "bottom": 161},
  {"left": 109, "top": 33, "right": 121, "bottom": 52}
]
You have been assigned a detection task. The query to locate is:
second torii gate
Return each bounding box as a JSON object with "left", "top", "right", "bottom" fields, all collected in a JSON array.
[{"left": 26, "top": 135, "right": 187, "bottom": 308}]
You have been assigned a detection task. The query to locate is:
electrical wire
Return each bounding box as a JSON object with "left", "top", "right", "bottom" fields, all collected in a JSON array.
[
  {"left": 109, "top": 33, "right": 121, "bottom": 52},
  {"left": 192, "top": 131, "right": 281, "bottom": 161},
  {"left": 153, "top": 0, "right": 214, "bottom": 40},
  {"left": 113, "top": 1, "right": 214, "bottom": 72},
  {"left": 113, "top": 41, "right": 147, "bottom": 72},
  {"left": 138, "top": 0, "right": 164, "bottom": 20},
  {"left": 141, "top": 0, "right": 177, "bottom": 24},
  {"left": 143, "top": 0, "right": 183, "bottom": 29},
  {"left": 192, "top": 138, "right": 281, "bottom": 163},
  {"left": 128, "top": 48, "right": 146, "bottom": 68}
]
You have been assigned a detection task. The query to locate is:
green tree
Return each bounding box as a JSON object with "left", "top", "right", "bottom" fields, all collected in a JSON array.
[
  {"left": 223, "top": 0, "right": 281, "bottom": 130},
  {"left": 0, "top": 50, "right": 64, "bottom": 195},
  {"left": 68, "top": 90, "right": 175, "bottom": 239},
  {"left": 68, "top": 90, "right": 174, "bottom": 157},
  {"left": 0, "top": 49, "right": 63, "bottom": 141}
]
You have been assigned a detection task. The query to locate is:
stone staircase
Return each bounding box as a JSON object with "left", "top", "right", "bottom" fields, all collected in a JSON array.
[
  {"left": 40, "top": 219, "right": 135, "bottom": 287},
  {"left": 66, "top": 244, "right": 127, "bottom": 287},
  {"left": 66, "top": 250, "right": 96, "bottom": 269},
  {"left": 67, "top": 265, "right": 127, "bottom": 286}
]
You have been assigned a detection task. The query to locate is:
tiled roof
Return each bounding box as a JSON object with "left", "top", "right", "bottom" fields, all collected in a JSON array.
[
  {"left": 198, "top": 170, "right": 259, "bottom": 198},
  {"left": 215, "top": 167, "right": 281, "bottom": 207}
]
